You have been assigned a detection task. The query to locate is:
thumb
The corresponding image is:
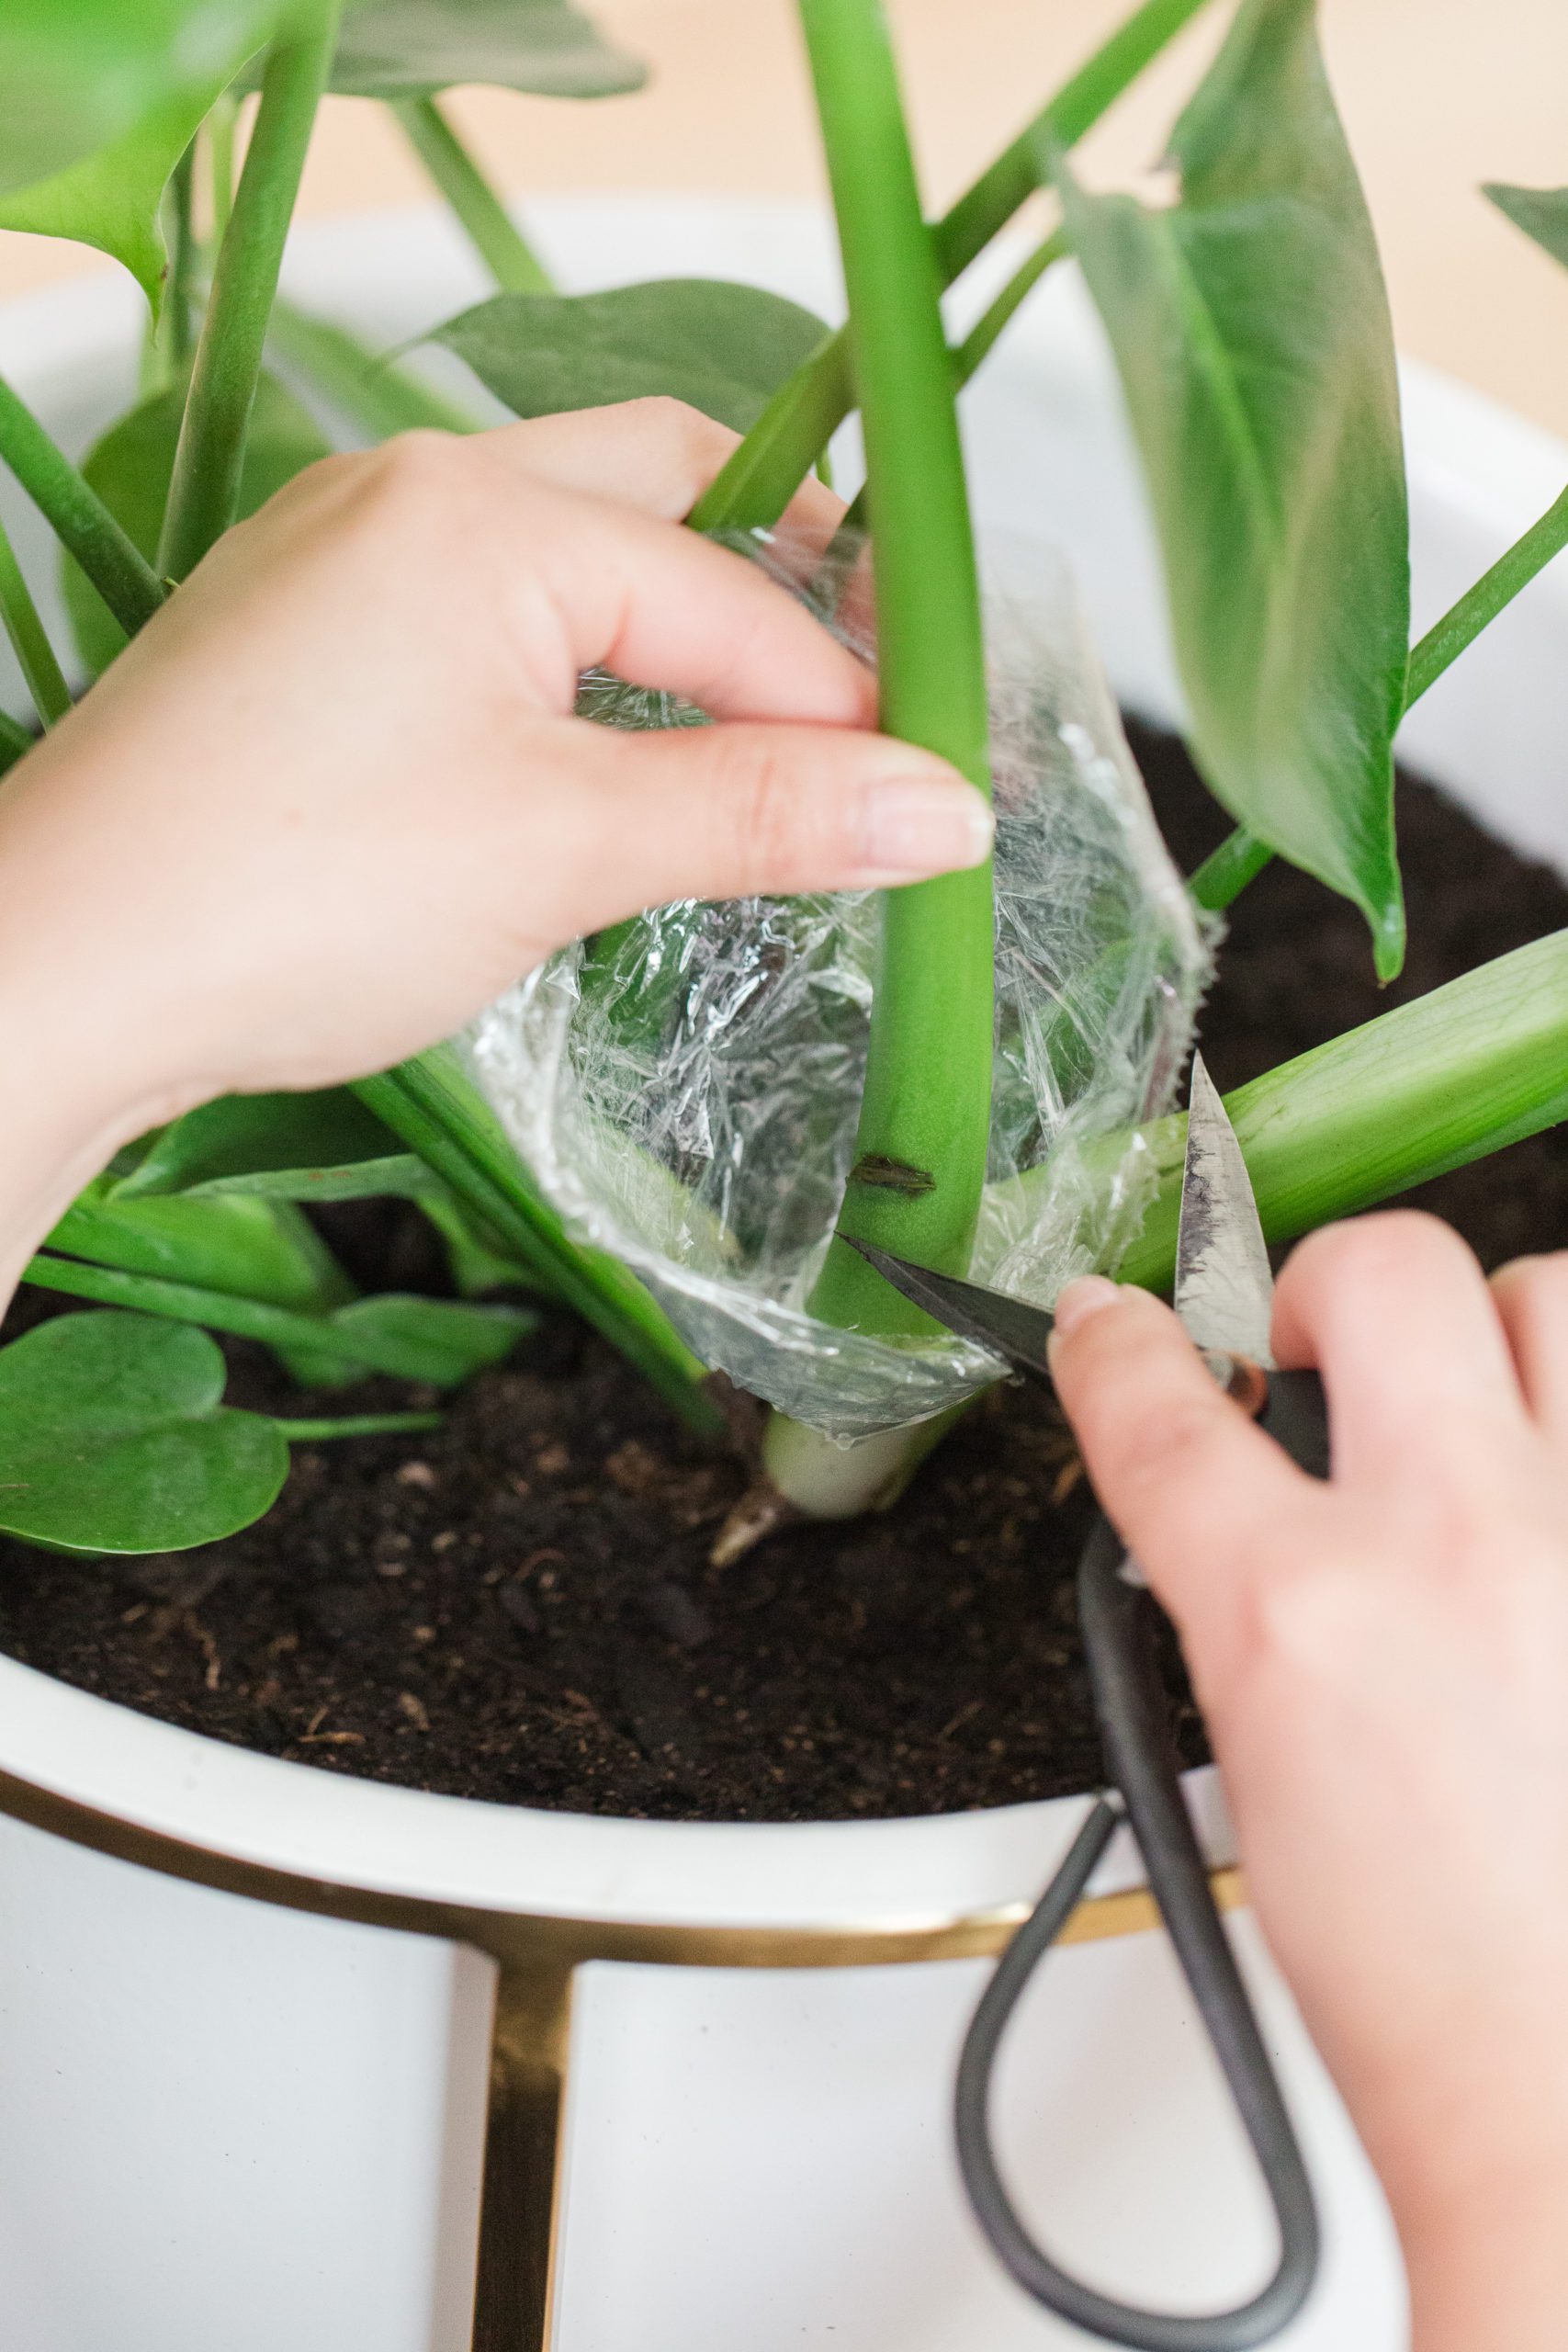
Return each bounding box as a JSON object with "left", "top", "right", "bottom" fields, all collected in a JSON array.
[{"left": 554, "top": 715, "right": 994, "bottom": 933}]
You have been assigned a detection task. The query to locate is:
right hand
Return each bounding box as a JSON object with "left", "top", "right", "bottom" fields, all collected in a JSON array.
[{"left": 1050, "top": 1213, "right": 1568, "bottom": 2351}]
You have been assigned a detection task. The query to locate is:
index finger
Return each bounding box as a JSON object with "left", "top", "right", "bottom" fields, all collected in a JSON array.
[{"left": 1048, "top": 1280, "right": 1324, "bottom": 1643}]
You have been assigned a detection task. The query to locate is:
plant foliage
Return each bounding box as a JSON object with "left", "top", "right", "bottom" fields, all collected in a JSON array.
[
  {"left": 1057, "top": 0, "right": 1410, "bottom": 976},
  {"left": 63, "top": 369, "right": 330, "bottom": 674},
  {"left": 431, "top": 281, "right": 832, "bottom": 435},
  {"left": 0, "top": 1312, "right": 288, "bottom": 1553}
]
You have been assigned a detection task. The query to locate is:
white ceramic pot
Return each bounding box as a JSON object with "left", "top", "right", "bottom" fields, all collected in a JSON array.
[{"left": 1, "top": 196, "right": 1563, "bottom": 2352}]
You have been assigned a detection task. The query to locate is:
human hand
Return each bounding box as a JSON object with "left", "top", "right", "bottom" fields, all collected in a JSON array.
[
  {"left": 0, "top": 397, "right": 987, "bottom": 1284},
  {"left": 1051, "top": 1213, "right": 1568, "bottom": 2351}
]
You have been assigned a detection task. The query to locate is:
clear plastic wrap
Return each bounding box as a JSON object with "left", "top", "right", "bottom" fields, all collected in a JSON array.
[{"left": 468, "top": 526, "right": 1213, "bottom": 1440}]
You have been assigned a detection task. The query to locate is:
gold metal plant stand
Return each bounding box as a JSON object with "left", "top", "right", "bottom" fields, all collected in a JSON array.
[{"left": 0, "top": 1760, "right": 1241, "bottom": 2351}]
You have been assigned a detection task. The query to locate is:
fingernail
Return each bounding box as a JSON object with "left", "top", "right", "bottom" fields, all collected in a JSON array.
[
  {"left": 1051, "top": 1275, "right": 1121, "bottom": 1341},
  {"left": 856, "top": 776, "right": 994, "bottom": 884}
]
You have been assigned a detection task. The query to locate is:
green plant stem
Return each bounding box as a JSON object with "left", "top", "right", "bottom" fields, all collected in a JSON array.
[
  {"left": 0, "top": 516, "right": 70, "bottom": 725},
  {"left": 274, "top": 1411, "right": 442, "bottom": 1441},
  {"left": 265, "top": 299, "right": 483, "bottom": 438},
  {"left": 352, "top": 1053, "right": 724, "bottom": 1436},
  {"left": 159, "top": 7, "right": 340, "bottom": 581},
  {"left": 21, "top": 1252, "right": 446, "bottom": 1379},
  {"left": 798, "top": 0, "right": 993, "bottom": 1340},
  {"left": 690, "top": 0, "right": 1214, "bottom": 532},
  {"left": 953, "top": 224, "right": 1070, "bottom": 382},
  {"left": 209, "top": 93, "right": 237, "bottom": 251},
  {"left": 392, "top": 96, "right": 552, "bottom": 293},
  {"left": 1099, "top": 928, "right": 1568, "bottom": 1288},
  {"left": 0, "top": 707, "right": 32, "bottom": 771},
  {"left": 0, "top": 373, "right": 164, "bottom": 636},
  {"left": 1405, "top": 481, "right": 1568, "bottom": 703},
  {"left": 829, "top": 226, "right": 1068, "bottom": 556},
  {"left": 165, "top": 141, "right": 198, "bottom": 372},
  {"left": 1190, "top": 478, "right": 1568, "bottom": 912},
  {"left": 1187, "top": 826, "right": 1273, "bottom": 911}
]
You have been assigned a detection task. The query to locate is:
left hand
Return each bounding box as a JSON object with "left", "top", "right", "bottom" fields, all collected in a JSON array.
[{"left": 0, "top": 397, "right": 990, "bottom": 1292}]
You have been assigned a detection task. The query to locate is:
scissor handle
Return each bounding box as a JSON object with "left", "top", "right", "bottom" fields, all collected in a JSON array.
[{"left": 955, "top": 1363, "right": 1330, "bottom": 2351}]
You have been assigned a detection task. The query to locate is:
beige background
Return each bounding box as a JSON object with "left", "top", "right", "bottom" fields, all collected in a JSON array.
[{"left": 2, "top": 0, "right": 1566, "bottom": 434}]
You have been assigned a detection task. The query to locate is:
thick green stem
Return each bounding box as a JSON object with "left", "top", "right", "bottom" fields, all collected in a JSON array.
[
  {"left": 266, "top": 299, "right": 483, "bottom": 439},
  {"left": 690, "top": 0, "right": 1215, "bottom": 533},
  {"left": 393, "top": 96, "right": 552, "bottom": 293},
  {"left": 353, "top": 1052, "right": 723, "bottom": 1437},
  {"left": 1190, "top": 478, "right": 1568, "bottom": 912},
  {"left": 0, "top": 374, "right": 164, "bottom": 635},
  {"left": 275, "top": 1411, "right": 442, "bottom": 1441},
  {"left": 1102, "top": 929, "right": 1568, "bottom": 1288},
  {"left": 159, "top": 8, "right": 340, "bottom": 581},
  {"left": 0, "top": 516, "right": 70, "bottom": 725},
  {"left": 21, "top": 1253, "right": 442, "bottom": 1378},
  {"left": 798, "top": 0, "right": 993, "bottom": 1340}
]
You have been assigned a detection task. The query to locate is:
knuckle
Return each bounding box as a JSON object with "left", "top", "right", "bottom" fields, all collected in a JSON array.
[
  {"left": 1495, "top": 1250, "right": 1568, "bottom": 1312},
  {"left": 356, "top": 428, "right": 465, "bottom": 519},
  {"left": 722, "top": 738, "right": 812, "bottom": 889},
  {"left": 1282, "top": 1207, "right": 1472, "bottom": 1306},
  {"left": 1235, "top": 1552, "right": 1363, "bottom": 1685},
  {"left": 623, "top": 394, "right": 732, "bottom": 463}
]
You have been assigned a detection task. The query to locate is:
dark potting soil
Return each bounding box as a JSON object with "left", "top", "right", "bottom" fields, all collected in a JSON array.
[{"left": 3, "top": 722, "right": 1566, "bottom": 1820}]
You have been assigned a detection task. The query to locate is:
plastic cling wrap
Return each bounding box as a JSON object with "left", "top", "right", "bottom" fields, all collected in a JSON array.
[{"left": 468, "top": 530, "right": 1213, "bottom": 1440}]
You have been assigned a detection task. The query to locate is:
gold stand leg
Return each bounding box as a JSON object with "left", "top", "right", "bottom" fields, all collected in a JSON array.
[{"left": 472, "top": 1962, "right": 576, "bottom": 2352}]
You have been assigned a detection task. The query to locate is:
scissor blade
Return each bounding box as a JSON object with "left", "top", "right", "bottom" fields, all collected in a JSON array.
[
  {"left": 1176, "top": 1053, "right": 1276, "bottom": 1368},
  {"left": 844, "top": 1240, "right": 1055, "bottom": 1378}
]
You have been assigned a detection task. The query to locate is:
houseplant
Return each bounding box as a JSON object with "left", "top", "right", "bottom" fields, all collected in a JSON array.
[
  {"left": 2, "top": 0, "right": 1566, "bottom": 1565},
  {"left": 3, "top": 5, "right": 1568, "bottom": 2352}
]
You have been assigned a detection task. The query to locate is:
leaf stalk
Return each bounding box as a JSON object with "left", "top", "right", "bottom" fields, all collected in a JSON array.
[{"left": 159, "top": 6, "right": 341, "bottom": 580}]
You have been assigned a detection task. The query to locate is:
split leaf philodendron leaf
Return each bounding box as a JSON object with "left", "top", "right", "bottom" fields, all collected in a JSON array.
[
  {"left": 112, "top": 1090, "right": 434, "bottom": 1203},
  {"left": 1484, "top": 183, "right": 1568, "bottom": 274},
  {"left": 1055, "top": 0, "right": 1410, "bottom": 977},
  {"left": 430, "top": 281, "right": 832, "bottom": 435},
  {"left": 310, "top": 0, "right": 643, "bottom": 99},
  {"left": 0, "top": 0, "right": 281, "bottom": 195},
  {"left": 63, "top": 368, "right": 331, "bottom": 674},
  {"left": 0, "top": 1312, "right": 288, "bottom": 1554},
  {"left": 0, "top": 41, "right": 254, "bottom": 305}
]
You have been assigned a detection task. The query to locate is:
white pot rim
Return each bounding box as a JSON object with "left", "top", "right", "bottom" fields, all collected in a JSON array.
[{"left": 1, "top": 198, "right": 1563, "bottom": 1939}]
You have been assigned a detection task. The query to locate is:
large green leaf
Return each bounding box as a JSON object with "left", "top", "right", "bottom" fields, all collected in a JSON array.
[
  {"left": 430, "top": 280, "right": 832, "bottom": 435},
  {"left": 0, "top": 52, "right": 246, "bottom": 304},
  {"left": 63, "top": 368, "right": 331, "bottom": 674},
  {"left": 322, "top": 0, "right": 644, "bottom": 99},
  {"left": 0, "top": 1312, "right": 288, "bottom": 1554},
  {"left": 1055, "top": 0, "right": 1409, "bottom": 976},
  {"left": 1484, "top": 183, "right": 1568, "bottom": 273},
  {"left": 112, "top": 1090, "right": 434, "bottom": 1203},
  {"left": 0, "top": 0, "right": 279, "bottom": 195}
]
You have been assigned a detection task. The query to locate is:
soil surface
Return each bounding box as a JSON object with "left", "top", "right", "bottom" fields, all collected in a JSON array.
[{"left": 3, "top": 723, "right": 1566, "bottom": 1819}]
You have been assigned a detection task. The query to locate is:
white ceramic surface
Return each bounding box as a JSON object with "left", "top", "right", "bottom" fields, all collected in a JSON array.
[{"left": 1, "top": 192, "right": 1563, "bottom": 2352}]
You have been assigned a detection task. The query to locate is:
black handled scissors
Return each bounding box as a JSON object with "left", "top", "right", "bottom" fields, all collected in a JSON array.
[{"left": 848, "top": 1055, "right": 1330, "bottom": 2351}]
